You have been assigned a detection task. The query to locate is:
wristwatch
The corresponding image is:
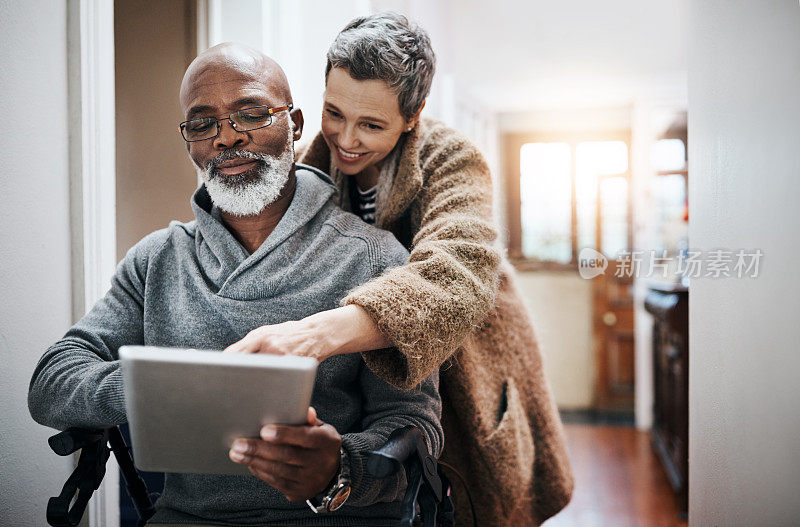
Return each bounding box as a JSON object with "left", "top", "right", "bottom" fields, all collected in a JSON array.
[{"left": 306, "top": 447, "right": 351, "bottom": 513}]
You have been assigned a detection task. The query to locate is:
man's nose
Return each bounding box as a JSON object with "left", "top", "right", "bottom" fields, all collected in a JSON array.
[{"left": 213, "top": 119, "right": 247, "bottom": 150}]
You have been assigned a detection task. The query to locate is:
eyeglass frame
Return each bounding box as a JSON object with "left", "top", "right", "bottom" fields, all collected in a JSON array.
[{"left": 179, "top": 104, "right": 293, "bottom": 142}]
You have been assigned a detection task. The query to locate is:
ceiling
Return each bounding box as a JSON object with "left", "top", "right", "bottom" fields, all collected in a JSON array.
[{"left": 418, "top": 0, "right": 689, "bottom": 112}]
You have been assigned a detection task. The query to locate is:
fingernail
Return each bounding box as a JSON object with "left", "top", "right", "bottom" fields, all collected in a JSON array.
[
  {"left": 229, "top": 449, "right": 244, "bottom": 462},
  {"left": 232, "top": 440, "right": 247, "bottom": 454},
  {"left": 261, "top": 426, "right": 276, "bottom": 440}
]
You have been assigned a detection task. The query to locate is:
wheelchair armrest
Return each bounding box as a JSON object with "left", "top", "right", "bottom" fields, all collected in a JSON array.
[
  {"left": 367, "top": 426, "right": 453, "bottom": 527},
  {"left": 367, "top": 425, "right": 441, "bottom": 498}
]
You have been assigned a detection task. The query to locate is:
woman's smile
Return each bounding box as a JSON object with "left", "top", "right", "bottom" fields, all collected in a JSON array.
[{"left": 335, "top": 145, "right": 368, "bottom": 162}]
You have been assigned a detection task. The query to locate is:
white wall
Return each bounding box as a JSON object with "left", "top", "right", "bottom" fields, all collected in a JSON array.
[
  {"left": 0, "top": 1, "right": 74, "bottom": 524},
  {"left": 689, "top": 1, "right": 800, "bottom": 524}
]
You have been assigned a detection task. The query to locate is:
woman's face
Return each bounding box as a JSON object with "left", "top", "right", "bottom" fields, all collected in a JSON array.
[{"left": 321, "top": 67, "right": 413, "bottom": 175}]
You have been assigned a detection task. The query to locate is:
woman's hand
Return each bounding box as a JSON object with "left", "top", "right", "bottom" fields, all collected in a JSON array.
[
  {"left": 224, "top": 317, "right": 330, "bottom": 361},
  {"left": 224, "top": 304, "right": 391, "bottom": 362}
]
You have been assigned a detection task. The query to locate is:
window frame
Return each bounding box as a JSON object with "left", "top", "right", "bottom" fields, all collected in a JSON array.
[{"left": 503, "top": 129, "right": 633, "bottom": 270}]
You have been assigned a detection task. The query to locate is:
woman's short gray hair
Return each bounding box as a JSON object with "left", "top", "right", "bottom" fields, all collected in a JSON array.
[{"left": 326, "top": 12, "right": 436, "bottom": 120}]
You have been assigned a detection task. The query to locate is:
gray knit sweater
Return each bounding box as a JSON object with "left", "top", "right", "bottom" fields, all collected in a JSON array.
[{"left": 28, "top": 166, "right": 443, "bottom": 526}]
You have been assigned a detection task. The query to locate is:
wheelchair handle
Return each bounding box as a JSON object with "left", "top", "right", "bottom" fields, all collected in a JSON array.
[
  {"left": 46, "top": 426, "right": 156, "bottom": 527},
  {"left": 367, "top": 426, "right": 424, "bottom": 478},
  {"left": 48, "top": 428, "right": 106, "bottom": 456}
]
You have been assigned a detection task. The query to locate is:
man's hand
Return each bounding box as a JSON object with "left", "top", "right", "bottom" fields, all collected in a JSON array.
[{"left": 228, "top": 407, "right": 342, "bottom": 502}]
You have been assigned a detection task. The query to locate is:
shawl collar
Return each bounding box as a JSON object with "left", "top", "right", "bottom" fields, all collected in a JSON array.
[
  {"left": 190, "top": 168, "right": 337, "bottom": 293},
  {"left": 298, "top": 128, "right": 424, "bottom": 229}
]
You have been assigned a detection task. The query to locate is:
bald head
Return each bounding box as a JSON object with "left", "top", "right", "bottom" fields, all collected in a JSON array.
[
  {"left": 178, "top": 43, "right": 305, "bottom": 218},
  {"left": 180, "top": 43, "right": 292, "bottom": 114}
]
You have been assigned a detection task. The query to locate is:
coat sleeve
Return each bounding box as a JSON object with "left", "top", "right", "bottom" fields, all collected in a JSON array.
[{"left": 343, "top": 125, "right": 502, "bottom": 389}]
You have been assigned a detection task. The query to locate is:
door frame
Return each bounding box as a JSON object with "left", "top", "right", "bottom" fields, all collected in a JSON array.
[{"left": 68, "top": 0, "right": 118, "bottom": 525}]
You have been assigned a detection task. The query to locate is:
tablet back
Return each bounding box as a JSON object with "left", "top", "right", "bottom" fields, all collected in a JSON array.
[{"left": 119, "top": 345, "right": 318, "bottom": 475}]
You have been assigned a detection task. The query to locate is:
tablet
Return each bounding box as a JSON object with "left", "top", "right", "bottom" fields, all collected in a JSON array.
[{"left": 119, "top": 345, "right": 318, "bottom": 475}]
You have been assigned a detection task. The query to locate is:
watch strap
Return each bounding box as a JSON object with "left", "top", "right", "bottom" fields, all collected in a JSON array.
[{"left": 306, "top": 447, "right": 351, "bottom": 514}]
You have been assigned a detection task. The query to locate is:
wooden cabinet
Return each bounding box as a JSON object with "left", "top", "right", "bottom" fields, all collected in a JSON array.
[{"left": 645, "top": 283, "right": 688, "bottom": 518}]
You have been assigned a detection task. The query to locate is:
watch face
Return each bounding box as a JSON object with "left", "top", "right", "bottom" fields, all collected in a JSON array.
[{"left": 327, "top": 485, "right": 351, "bottom": 511}]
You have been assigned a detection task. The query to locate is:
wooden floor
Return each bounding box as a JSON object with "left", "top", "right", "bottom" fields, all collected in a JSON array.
[{"left": 544, "top": 424, "right": 688, "bottom": 527}]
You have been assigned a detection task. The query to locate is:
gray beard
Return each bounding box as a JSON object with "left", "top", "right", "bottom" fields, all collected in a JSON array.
[{"left": 195, "top": 142, "right": 294, "bottom": 217}]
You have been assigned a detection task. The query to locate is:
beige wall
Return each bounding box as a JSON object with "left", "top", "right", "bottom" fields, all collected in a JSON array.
[
  {"left": 115, "top": 0, "right": 198, "bottom": 260},
  {"left": 515, "top": 271, "right": 594, "bottom": 409}
]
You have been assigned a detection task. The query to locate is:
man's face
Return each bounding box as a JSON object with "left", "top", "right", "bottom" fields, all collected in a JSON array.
[{"left": 181, "top": 62, "right": 298, "bottom": 215}]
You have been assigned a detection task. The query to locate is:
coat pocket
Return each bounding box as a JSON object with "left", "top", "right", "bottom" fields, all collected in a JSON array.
[{"left": 478, "top": 377, "right": 536, "bottom": 501}]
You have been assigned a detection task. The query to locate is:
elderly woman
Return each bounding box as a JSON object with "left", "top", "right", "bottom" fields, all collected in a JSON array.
[{"left": 227, "top": 13, "right": 573, "bottom": 526}]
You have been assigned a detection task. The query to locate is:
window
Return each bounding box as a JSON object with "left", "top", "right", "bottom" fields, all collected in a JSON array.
[
  {"left": 508, "top": 133, "right": 631, "bottom": 267},
  {"left": 650, "top": 136, "right": 688, "bottom": 252},
  {"left": 520, "top": 143, "right": 572, "bottom": 263},
  {"left": 651, "top": 138, "right": 686, "bottom": 172}
]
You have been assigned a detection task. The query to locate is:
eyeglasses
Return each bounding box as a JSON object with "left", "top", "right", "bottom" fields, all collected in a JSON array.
[{"left": 179, "top": 105, "right": 293, "bottom": 142}]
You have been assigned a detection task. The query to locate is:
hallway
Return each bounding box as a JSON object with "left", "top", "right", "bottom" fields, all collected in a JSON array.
[{"left": 546, "top": 424, "right": 687, "bottom": 526}]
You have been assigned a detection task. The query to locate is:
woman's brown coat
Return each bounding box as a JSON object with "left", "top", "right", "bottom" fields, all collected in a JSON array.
[{"left": 299, "top": 118, "right": 574, "bottom": 526}]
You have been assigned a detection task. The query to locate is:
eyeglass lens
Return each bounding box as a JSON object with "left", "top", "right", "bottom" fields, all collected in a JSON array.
[{"left": 181, "top": 107, "right": 274, "bottom": 141}]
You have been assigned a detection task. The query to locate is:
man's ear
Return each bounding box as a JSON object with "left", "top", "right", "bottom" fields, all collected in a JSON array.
[
  {"left": 406, "top": 100, "right": 425, "bottom": 131},
  {"left": 290, "top": 108, "right": 304, "bottom": 142}
]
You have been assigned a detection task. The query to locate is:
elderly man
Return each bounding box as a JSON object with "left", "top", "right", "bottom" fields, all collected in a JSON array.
[{"left": 28, "top": 43, "right": 442, "bottom": 527}]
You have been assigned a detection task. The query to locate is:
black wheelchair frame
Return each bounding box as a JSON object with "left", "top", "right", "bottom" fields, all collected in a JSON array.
[{"left": 46, "top": 425, "right": 456, "bottom": 527}]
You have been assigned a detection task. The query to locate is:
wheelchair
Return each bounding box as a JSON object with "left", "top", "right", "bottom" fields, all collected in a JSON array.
[{"left": 45, "top": 424, "right": 473, "bottom": 527}]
